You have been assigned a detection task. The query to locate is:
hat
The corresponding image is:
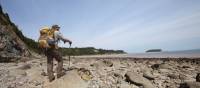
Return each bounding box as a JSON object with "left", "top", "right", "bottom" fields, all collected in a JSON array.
[{"left": 52, "top": 24, "right": 60, "bottom": 29}]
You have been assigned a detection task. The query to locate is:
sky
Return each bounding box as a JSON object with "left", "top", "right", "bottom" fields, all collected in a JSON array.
[{"left": 1, "top": 0, "right": 200, "bottom": 53}]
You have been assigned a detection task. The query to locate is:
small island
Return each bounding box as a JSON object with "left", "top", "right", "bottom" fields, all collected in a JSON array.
[{"left": 146, "top": 49, "right": 162, "bottom": 53}]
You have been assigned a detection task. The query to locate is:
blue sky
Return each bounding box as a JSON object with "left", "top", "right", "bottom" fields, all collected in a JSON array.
[{"left": 1, "top": 0, "right": 200, "bottom": 53}]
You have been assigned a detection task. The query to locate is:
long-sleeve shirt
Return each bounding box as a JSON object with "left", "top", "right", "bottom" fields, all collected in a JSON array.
[{"left": 53, "top": 31, "right": 69, "bottom": 45}]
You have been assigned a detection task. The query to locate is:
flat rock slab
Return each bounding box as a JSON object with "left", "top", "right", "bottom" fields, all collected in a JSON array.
[
  {"left": 44, "top": 70, "right": 88, "bottom": 88},
  {"left": 125, "top": 71, "right": 155, "bottom": 88},
  {"left": 143, "top": 71, "right": 155, "bottom": 80}
]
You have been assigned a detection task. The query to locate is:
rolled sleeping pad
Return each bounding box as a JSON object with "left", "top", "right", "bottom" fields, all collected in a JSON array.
[{"left": 47, "top": 38, "right": 56, "bottom": 45}]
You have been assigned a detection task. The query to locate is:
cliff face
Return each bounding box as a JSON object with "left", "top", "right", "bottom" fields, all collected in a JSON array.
[{"left": 0, "top": 5, "right": 30, "bottom": 61}]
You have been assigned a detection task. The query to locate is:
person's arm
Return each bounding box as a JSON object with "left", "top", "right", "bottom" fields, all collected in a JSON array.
[{"left": 54, "top": 31, "right": 72, "bottom": 44}]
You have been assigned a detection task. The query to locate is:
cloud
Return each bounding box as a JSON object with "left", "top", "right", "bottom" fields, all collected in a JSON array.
[{"left": 84, "top": 10, "right": 200, "bottom": 52}]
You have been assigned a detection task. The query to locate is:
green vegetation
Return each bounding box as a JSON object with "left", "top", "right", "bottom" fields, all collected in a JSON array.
[
  {"left": 146, "top": 49, "right": 162, "bottom": 53},
  {"left": 11, "top": 24, "right": 40, "bottom": 53},
  {"left": 60, "top": 47, "right": 125, "bottom": 56}
]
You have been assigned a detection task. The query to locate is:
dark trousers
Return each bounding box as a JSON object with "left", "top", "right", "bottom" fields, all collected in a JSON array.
[{"left": 46, "top": 48, "right": 63, "bottom": 79}]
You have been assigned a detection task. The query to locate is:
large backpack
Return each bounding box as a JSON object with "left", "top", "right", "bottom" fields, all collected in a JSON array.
[{"left": 38, "top": 27, "right": 55, "bottom": 49}]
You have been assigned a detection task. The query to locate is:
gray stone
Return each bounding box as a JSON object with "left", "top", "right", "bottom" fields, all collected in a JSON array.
[
  {"left": 102, "top": 60, "right": 113, "bottom": 67},
  {"left": 143, "top": 71, "right": 155, "bottom": 80},
  {"left": 125, "top": 71, "right": 155, "bottom": 88},
  {"left": 78, "top": 68, "right": 93, "bottom": 81},
  {"left": 151, "top": 64, "right": 160, "bottom": 70},
  {"left": 159, "top": 63, "right": 172, "bottom": 69},
  {"left": 151, "top": 63, "right": 172, "bottom": 70},
  {"left": 168, "top": 73, "right": 179, "bottom": 79},
  {"left": 41, "top": 71, "right": 47, "bottom": 76},
  {"left": 18, "top": 64, "right": 31, "bottom": 70},
  {"left": 44, "top": 70, "right": 88, "bottom": 88}
]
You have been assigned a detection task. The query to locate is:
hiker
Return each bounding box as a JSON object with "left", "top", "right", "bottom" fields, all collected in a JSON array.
[{"left": 38, "top": 25, "right": 72, "bottom": 82}]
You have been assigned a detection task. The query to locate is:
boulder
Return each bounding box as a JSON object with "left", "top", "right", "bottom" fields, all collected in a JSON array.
[
  {"left": 102, "top": 60, "right": 113, "bottom": 67},
  {"left": 78, "top": 68, "right": 93, "bottom": 81},
  {"left": 151, "top": 64, "right": 160, "bottom": 70},
  {"left": 143, "top": 70, "right": 155, "bottom": 80},
  {"left": 44, "top": 70, "right": 88, "bottom": 88},
  {"left": 125, "top": 71, "right": 155, "bottom": 88},
  {"left": 18, "top": 64, "right": 31, "bottom": 70},
  {"left": 151, "top": 63, "right": 172, "bottom": 70},
  {"left": 167, "top": 73, "right": 179, "bottom": 79},
  {"left": 41, "top": 70, "right": 48, "bottom": 76},
  {"left": 159, "top": 63, "right": 172, "bottom": 69}
]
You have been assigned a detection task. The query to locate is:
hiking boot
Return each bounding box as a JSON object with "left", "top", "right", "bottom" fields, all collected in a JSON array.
[
  {"left": 49, "top": 76, "right": 55, "bottom": 82},
  {"left": 57, "top": 72, "right": 66, "bottom": 78}
]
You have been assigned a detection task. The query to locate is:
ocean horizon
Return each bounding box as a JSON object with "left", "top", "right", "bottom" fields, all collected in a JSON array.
[{"left": 127, "top": 49, "right": 200, "bottom": 58}]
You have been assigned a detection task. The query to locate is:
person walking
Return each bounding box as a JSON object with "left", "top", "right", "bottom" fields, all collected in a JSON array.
[{"left": 45, "top": 24, "right": 72, "bottom": 82}]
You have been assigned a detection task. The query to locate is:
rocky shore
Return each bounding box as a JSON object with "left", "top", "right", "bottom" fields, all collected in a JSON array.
[
  {"left": 1, "top": 3, "right": 200, "bottom": 88},
  {"left": 0, "top": 55, "right": 199, "bottom": 88}
]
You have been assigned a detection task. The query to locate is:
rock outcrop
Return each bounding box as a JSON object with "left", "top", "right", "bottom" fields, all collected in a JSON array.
[
  {"left": 0, "top": 4, "right": 30, "bottom": 62},
  {"left": 44, "top": 70, "right": 88, "bottom": 88},
  {"left": 125, "top": 71, "right": 155, "bottom": 88}
]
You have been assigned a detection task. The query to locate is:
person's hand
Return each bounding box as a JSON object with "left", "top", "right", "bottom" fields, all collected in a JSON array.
[
  {"left": 69, "top": 41, "right": 72, "bottom": 45},
  {"left": 63, "top": 39, "right": 72, "bottom": 45},
  {"left": 63, "top": 39, "right": 68, "bottom": 44},
  {"left": 63, "top": 40, "right": 67, "bottom": 44}
]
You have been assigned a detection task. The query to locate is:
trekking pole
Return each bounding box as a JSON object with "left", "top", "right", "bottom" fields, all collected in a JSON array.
[{"left": 68, "top": 43, "right": 71, "bottom": 69}]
